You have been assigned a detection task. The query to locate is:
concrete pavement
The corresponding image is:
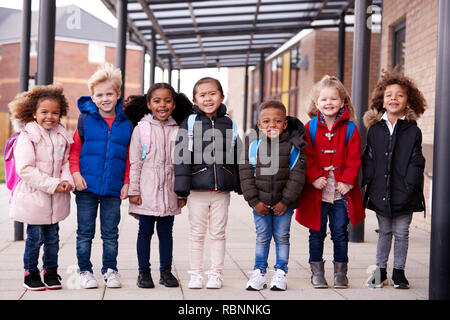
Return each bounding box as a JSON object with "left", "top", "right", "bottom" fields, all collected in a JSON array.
[{"left": 0, "top": 183, "right": 430, "bottom": 300}]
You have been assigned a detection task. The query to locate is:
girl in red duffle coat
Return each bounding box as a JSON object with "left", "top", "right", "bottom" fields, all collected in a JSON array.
[{"left": 295, "top": 75, "right": 365, "bottom": 289}]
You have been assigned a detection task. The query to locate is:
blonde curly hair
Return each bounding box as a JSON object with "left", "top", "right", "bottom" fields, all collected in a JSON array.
[
  {"left": 8, "top": 84, "right": 69, "bottom": 126},
  {"left": 307, "top": 75, "right": 356, "bottom": 121}
]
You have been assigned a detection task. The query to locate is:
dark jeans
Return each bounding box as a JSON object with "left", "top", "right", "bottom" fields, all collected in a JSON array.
[
  {"left": 137, "top": 215, "right": 175, "bottom": 272},
  {"left": 75, "top": 192, "right": 121, "bottom": 274},
  {"left": 309, "top": 200, "right": 349, "bottom": 263},
  {"left": 24, "top": 223, "right": 59, "bottom": 272}
]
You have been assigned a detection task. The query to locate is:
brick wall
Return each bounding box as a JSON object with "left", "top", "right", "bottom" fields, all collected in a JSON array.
[
  {"left": 296, "top": 30, "right": 380, "bottom": 124},
  {"left": 0, "top": 39, "right": 143, "bottom": 150},
  {"left": 380, "top": 0, "right": 439, "bottom": 232}
]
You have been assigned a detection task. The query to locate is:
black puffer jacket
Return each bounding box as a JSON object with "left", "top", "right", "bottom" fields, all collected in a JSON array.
[
  {"left": 174, "top": 104, "right": 241, "bottom": 197},
  {"left": 362, "top": 110, "right": 425, "bottom": 217},
  {"left": 239, "top": 117, "right": 307, "bottom": 208}
]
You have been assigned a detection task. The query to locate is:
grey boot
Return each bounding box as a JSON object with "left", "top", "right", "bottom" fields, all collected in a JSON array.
[
  {"left": 309, "top": 261, "right": 328, "bottom": 288},
  {"left": 333, "top": 261, "right": 348, "bottom": 289}
]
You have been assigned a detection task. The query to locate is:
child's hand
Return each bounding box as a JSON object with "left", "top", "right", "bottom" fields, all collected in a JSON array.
[
  {"left": 178, "top": 198, "right": 187, "bottom": 209},
  {"left": 55, "top": 181, "right": 71, "bottom": 194},
  {"left": 120, "top": 184, "right": 129, "bottom": 200},
  {"left": 72, "top": 172, "right": 87, "bottom": 191},
  {"left": 272, "top": 202, "right": 287, "bottom": 216},
  {"left": 129, "top": 195, "right": 142, "bottom": 206},
  {"left": 312, "top": 176, "right": 327, "bottom": 190},
  {"left": 253, "top": 202, "right": 271, "bottom": 216},
  {"left": 337, "top": 182, "right": 353, "bottom": 195}
]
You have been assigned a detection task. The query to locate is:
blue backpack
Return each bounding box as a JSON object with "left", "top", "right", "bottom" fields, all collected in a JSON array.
[
  {"left": 248, "top": 139, "right": 301, "bottom": 175},
  {"left": 308, "top": 116, "right": 355, "bottom": 146}
]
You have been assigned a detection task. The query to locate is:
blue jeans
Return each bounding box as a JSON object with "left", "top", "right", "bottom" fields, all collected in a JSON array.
[
  {"left": 252, "top": 208, "right": 294, "bottom": 274},
  {"left": 309, "top": 200, "right": 349, "bottom": 263},
  {"left": 137, "top": 215, "right": 174, "bottom": 272},
  {"left": 23, "top": 223, "right": 59, "bottom": 272},
  {"left": 75, "top": 192, "right": 121, "bottom": 274}
]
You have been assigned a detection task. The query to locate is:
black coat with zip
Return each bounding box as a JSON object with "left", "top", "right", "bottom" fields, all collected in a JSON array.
[
  {"left": 174, "top": 104, "right": 241, "bottom": 198},
  {"left": 362, "top": 115, "right": 425, "bottom": 217}
]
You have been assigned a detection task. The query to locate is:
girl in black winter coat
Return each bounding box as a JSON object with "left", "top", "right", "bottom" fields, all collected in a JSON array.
[{"left": 362, "top": 71, "right": 427, "bottom": 290}]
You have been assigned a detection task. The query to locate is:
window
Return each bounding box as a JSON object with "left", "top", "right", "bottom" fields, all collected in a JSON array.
[
  {"left": 88, "top": 43, "right": 105, "bottom": 63},
  {"left": 392, "top": 19, "right": 406, "bottom": 73}
]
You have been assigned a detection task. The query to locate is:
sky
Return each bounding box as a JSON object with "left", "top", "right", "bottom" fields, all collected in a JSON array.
[{"left": 0, "top": 0, "right": 228, "bottom": 101}]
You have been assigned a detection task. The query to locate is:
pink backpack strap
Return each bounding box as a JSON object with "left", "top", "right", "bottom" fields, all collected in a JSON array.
[{"left": 137, "top": 120, "right": 151, "bottom": 161}]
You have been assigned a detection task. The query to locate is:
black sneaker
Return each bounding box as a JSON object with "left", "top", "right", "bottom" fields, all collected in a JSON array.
[
  {"left": 24, "top": 270, "right": 46, "bottom": 291},
  {"left": 43, "top": 268, "right": 62, "bottom": 290},
  {"left": 159, "top": 269, "right": 179, "bottom": 287},
  {"left": 392, "top": 268, "right": 410, "bottom": 289},
  {"left": 366, "top": 267, "right": 388, "bottom": 288},
  {"left": 137, "top": 269, "right": 154, "bottom": 288}
]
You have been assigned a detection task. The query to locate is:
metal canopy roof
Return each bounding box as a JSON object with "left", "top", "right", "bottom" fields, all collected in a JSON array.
[{"left": 101, "top": 0, "right": 382, "bottom": 70}]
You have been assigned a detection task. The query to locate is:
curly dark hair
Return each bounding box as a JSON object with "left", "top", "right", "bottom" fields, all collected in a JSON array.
[
  {"left": 368, "top": 70, "right": 427, "bottom": 120},
  {"left": 124, "top": 82, "right": 193, "bottom": 126},
  {"left": 8, "top": 84, "right": 69, "bottom": 124}
]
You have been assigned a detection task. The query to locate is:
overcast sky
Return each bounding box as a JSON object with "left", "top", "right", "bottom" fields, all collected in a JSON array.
[{"left": 0, "top": 0, "right": 229, "bottom": 101}]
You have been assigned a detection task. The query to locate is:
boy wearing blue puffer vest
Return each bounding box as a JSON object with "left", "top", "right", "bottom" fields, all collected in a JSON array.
[{"left": 69, "top": 63, "right": 132, "bottom": 289}]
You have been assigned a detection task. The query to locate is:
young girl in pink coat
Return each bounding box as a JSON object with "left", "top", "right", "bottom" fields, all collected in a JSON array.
[
  {"left": 123, "top": 82, "right": 193, "bottom": 289},
  {"left": 8, "top": 85, "right": 74, "bottom": 291}
]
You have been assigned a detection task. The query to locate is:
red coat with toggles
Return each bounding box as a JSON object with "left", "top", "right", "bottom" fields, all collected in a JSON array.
[{"left": 295, "top": 106, "right": 365, "bottom": 231}]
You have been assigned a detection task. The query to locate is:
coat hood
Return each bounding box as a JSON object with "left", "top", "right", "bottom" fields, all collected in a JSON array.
[
  {"left": 77, "top": 96, "right": 126, "bottom": 118},
  {"left": 363, "top": 107, "right": 421, "bottom": 128},
  {"left": 23, "top": 121, "right": 73, "bottom": 145},
  {"left": 193, "top": 103, "right": 227, "bottom": 118}
]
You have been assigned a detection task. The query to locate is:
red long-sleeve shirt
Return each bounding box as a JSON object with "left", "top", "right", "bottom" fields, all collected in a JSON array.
[{"left": 69, "top": 116, "right": 130, "bottom": 184}]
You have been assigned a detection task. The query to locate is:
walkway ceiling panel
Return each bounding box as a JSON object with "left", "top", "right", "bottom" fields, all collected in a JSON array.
[{"left": 101, "top": 0, "right": 382, "bottom": 69}]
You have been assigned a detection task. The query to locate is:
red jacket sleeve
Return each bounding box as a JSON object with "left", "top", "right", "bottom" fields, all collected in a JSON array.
[
  {"left": 123, "top": 146, "right": 130, "bottom": 185},
  {"left": 69, "top": 129, "right": 82, "bottom": 174}
]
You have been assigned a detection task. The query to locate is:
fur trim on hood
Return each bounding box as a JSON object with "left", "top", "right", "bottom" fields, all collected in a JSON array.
[{"left": 363, "top": 107, "right": 420, "bottom": 128}]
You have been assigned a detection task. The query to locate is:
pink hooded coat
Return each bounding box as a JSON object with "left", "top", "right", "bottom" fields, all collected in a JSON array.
[
  {"left": 128, "top": 115, "right": 181, "bottom": 217},
  {"left": 9, "top": 121, "right": 74, "bottom": 225}
]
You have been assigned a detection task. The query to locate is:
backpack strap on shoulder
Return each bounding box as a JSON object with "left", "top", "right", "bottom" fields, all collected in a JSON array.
[
  {"left": 346, "top": 121, "right": 356, "bottom": 145},
  {"left": 77, "top": 112, "right": 88, "bottom": 144},
  {"left": 309, "top": 116, "right": 318, "bottom": 147},
  {"left": 137, "top": 120, "right": 151, "bottom": 161},
  {"left": 187, "top": 114, "right": 197, "bottom": 152},
  {"left": 289, "top": 145, "right": 300, "bottom": 170}
]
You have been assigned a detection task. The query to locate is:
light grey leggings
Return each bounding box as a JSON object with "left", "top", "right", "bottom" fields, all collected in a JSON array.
[{"left": 375, "top": 213, "right": 413, "bottom": 270}]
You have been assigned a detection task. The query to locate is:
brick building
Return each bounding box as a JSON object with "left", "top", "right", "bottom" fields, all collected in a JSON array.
[{"left": 0, "top": 5, "right": 143, "bottom": 151}]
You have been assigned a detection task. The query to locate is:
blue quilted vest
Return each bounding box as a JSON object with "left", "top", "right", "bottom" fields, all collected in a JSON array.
[{"left": 77, "top": 96, "right": 132, "bottom": 197}]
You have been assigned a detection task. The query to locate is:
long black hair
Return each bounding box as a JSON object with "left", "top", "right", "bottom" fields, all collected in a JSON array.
[{"left": 124, "top": 82, "right": 193, "bottom": 126}]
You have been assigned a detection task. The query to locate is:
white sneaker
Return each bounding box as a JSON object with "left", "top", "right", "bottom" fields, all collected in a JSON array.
[
  {"left": 246, "top": 269, "right": 267, "bottom": 291},
  {"left": 103, "top": 268, "right": 121, "bottom": 288},
  {"left": 205, "top": 271, "right": 223, "bottom": 289},
  {"left": 270, "top": 269, "right": 287, "bottom": 291},
  {"left": 188, "top": 271, "right": 203, "bottom": 289},
  {"left": 79, "top": 271, "right": 98, "bottom": 289}
]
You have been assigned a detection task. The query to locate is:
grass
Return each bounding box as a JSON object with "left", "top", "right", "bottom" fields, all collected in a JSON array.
[{"left": 0, "top": 154, "right": 4, "bottom": 184}]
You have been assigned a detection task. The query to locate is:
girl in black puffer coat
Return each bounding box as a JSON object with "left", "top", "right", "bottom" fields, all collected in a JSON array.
[{"left": 362, "top": 71, "right": 427, "bottom": 290}]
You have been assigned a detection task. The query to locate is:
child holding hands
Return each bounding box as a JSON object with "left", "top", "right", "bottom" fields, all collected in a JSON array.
[
  {"left": 362, "top": 71, "right": 426, "bottom": 289},
  {"left": 296, "top": 75, "right": 365, "bottom": 289},
  {"left": 123, "top": 82, "right": 193, "bottom": 288},
  {"left": 69, "top": 63, "right": 132, "bottom": 289},
  {"left": 8, "top": 85, "right": 74, "bottom": 291}
]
